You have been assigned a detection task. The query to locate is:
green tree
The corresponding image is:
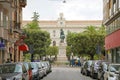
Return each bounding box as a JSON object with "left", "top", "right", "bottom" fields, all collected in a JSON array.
[
  {"left": 24, "top": 30, "right": 51, "bottom": 59},
  {"left": 25, "top": 12, "right": 39, "bottom": 29},
  {"left": 46, "top": 46, "right": 58, "bottom": 60},
  {"left": 66, "top": 26, "right": 105, "bottom": 60},
  {"left": 23, "top": 12, "right": 51, "bottom": 60}
]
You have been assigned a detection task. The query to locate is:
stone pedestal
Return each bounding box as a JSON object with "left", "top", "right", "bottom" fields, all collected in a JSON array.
[{"left": 56, "top": 43, "right": 68, "bottom": 63}]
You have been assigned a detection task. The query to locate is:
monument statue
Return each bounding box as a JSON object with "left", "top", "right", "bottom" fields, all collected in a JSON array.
[{"left": 60, "top": 29, "right": 65, "bottom": 43}]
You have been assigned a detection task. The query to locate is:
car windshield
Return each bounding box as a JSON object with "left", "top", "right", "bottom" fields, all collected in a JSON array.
[
  {"left": 87, "top": 61, "right": 92, "bottom": 66},
  {"left": 110, "top": 65, "right": 120, "bottom": 72},
  {"left": 103, "top": 63, "right": 107, "bottom": 69},
  {"left": 14, "top": 64, "right": 22, "bottom": 73},
  {"left": 31, "top": 63, "right": 38, "bottom": 69},
  {"left": 23, "top": 63, "right": 29, "bottom": 70},
  {"left": 0, "top": 64, "right": 15, "bottom": 73}
]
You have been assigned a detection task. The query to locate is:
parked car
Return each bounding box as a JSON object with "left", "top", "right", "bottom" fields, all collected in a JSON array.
[
  {"left": 35, "top": 62, "right": 44, "bottom": 79},
  {"left": 90, "top": 60, "right": 103, "bottom": 78},
  {"left": 103, "top": 63, "right": 120, "bottom": 80},
  {"left": 41, "top": 62, "right": 47, "bottom": 76},
  {"left": 44, "top": 61, "right": 52, "bottom": 73},
  {"left": 0, "top": 63, "right": 29, "bottom": 80},
  {"left": 81, "top": 61, "right": 86, "bottom": 75},
  {"left": 81, "top": 60, "right": 92, "bottom": 76},
  {"left": 97, "top": 61, "right": 110, "bottom": 80},
  {"left": 23, "top": 62, "right": 33, "bottom": 80},
  {"left": 30, "top": 62, "right": 39, "bottom": 80}
]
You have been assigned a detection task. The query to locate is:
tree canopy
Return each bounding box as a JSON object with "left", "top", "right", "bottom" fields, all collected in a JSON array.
[
  {"left": 66, "top": 25, "right": 105, "bottom": 60},
  {"left": 23, "top": 12, "right": 51, "bottom": 60}
]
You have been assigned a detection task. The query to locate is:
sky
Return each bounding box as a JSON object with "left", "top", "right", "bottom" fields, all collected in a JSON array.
[{"left": 23, "top": 0, "right": 103, "bottom": 20}]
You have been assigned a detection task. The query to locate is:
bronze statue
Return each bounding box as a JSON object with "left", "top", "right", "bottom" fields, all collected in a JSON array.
[{"left": 60, "top": 29, "right": 65, "bottom": 43}]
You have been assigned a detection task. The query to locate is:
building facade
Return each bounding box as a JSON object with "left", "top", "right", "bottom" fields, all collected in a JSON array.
[
  {"left": 23, "top": 13, "right": 102, "bottom": 47},
  {"left": 0, "top": 0, "right": 27, "bottom": 64},
  {"left": 103, "top": 0, "right": 120, "bottom": 63}
]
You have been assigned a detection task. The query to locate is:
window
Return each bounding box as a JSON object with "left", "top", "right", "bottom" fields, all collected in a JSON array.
[
  {"left": 0, "top": 11, "right": 3, "bottom": 26},
  {"left": 60, "top": 22, "right": 63, "bottom": 25},
  {"left": 119, "top": 0, "right": 120, "bottom": 9},
  {"left": 3, "top": 15, "right": 8, "bottom": 28},
  {"left": 53, "top": 30, "right": 56, "bottom": 37}
]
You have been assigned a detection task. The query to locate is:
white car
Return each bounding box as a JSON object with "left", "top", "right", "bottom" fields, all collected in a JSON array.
[{"left": 104, "top": 64, "right": 120, "bottom": 80}]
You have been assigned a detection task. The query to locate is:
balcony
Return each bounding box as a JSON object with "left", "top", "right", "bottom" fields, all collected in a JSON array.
[{"left": 20, "top": 0, "right": 27, "bottom": 7}]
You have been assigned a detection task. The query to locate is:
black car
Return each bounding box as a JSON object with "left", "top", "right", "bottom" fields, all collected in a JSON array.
[{"left": 0, "top": 63, "right": 29, "bottom": 80}]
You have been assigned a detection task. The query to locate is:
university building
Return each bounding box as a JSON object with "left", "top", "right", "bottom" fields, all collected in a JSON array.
[
  {"left": 23, "top": 13, "right": 102, "bottom": 47},
  {"left": 103, "top": 0, "right": 120, "bottom": 63}
]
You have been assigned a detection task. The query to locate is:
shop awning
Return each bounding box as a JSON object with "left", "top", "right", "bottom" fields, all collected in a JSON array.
[{"left": 19, "top": 44, "right": 29, "bottom": 51}]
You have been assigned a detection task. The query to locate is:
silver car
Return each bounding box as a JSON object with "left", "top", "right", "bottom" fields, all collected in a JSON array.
[
  {"left": 0, "top": 63, "right": 29, "bottom": 80},
  {"left": 104, "top": 64, "right": 120, "bottom": 80},
  {"left": 35, "top": 62, "right": 44, "bottom": 78}
]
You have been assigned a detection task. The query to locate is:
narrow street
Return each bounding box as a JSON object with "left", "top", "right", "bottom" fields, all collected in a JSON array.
[{"left": 42, "top": 66, "right": 95, "bottom": 80}]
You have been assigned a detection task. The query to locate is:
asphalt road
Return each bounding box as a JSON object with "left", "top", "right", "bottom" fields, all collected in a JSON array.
[{"left": 42, "top": 67, "right": 95, "bottom": 80}]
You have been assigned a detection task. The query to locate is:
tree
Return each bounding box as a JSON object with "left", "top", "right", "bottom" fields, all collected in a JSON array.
[
  {"left": 46, "top": 46, "right": 58, "bottom": 60},
  {"left": 24, "top": 29, "right": 51, "bottom": 59},
  {"left": 66, "top": 26, "right": 105, "bottom": 60},
  {"left": 23, "top": 12, "right": 51, "bottom": 60},
  {"left": 25, "top": 12, "right": 40, "bottom": 29}
]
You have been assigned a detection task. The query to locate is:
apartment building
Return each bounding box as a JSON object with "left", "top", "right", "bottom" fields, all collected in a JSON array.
[
  {"left": 0, "top": 0, "right": 27, "bottom": 64},
  {"left": 103, "top": 0, "right": 120, "bottom": 63}
]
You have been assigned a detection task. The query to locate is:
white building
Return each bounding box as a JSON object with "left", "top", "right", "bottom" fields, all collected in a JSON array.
[{"left": 22, "top": 13, "right": 102, "bottom": 47}]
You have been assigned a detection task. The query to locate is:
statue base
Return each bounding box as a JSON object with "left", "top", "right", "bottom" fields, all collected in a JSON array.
[{"left": 56, "top": 43, "right": 68, "bottom": 63}]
